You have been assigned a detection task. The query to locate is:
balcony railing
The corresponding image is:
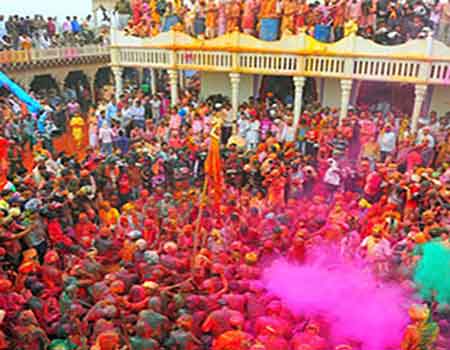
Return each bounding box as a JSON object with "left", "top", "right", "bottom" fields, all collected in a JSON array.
[
  {"left": 0, "top": 45, "right": 110, "bottom": 66},
  {"left": 110, "top": 29, "right": 450, "bottom": 85}
]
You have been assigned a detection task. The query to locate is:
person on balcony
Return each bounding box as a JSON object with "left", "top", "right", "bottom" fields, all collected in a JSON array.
[
  {"left": 62, "top": 16, "right": 71, "bottom": 34},
  {"left": 217, "top": 0, "right": 227, "bottom": 36},
  {"left": 114, "top": 0, "right": 132, "bottom": 30},
  {"left": 281, "top": 0, "right": 298, "bottom": 35},
  {"left": 378, "top": 124, "right": 396, "bottom": 163},
  {"left": 227, "top": 0, "right": 242, "bottom": 33},
  {"left": 259, "top": 0, "right": 279, "bottom": 20},
  {"left": 46, "top": 18, "right": 56, "bottom": 39},
  {"left": 331, "top": 0, "right": 346, "bottom": 41},
  {"left": 242, "top": 0, "right": 258, "bottom": 35},
  {"left": 439, "top": 0, "right": 450, "bottom": 45},
  {"left": 206, "top": 0, "right": 218, "bottom": 38}
]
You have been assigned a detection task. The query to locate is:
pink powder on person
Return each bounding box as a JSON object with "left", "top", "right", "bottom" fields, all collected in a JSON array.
[{"left": 262, "top": 246, "right": 412, "bottom": 350}]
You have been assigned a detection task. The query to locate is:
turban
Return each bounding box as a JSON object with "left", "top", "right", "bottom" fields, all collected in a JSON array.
[
  {"left": 163, "top": 241, "right": 178, "bottom": 254},
  {"left": 110, "top": 280, "right": 126, "bottom": 295},
  {"left": 23, "top": 248, "right": 37, "bottom": 261},
  {"left": 408, "top": 304, "right": 430, "bottom": 321},
  {"left": 96, "top": 331, "right": 120, "bottom": 350},
  {"left": 143, "top": 281, "right": 159, "bottom": 290},
  {"left": 44, "top": 250, "right": 59, "bottom": 264},
  {"left": 245, "top": 252, "right": 258, "bottom": 265},
  {"left": 0, "top": 279, "right": 12, "bottom": 293}
]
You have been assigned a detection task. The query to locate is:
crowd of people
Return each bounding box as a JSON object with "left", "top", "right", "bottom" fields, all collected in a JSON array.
[
  {"left": 0, "top": 76, "right": 449, "bottom": 350},
  {"left": 119, "top": 0, "right": 450, "bottom": 45},
  {"left": 0, "top": 13, "right": 110, "bottom": 51}
]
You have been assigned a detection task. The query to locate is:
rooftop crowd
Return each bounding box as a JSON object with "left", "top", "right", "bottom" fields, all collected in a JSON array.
[
  {"left": 119, "top": 0, "right": 450, "bottom": 45},
  {"left": 0, "top": 75, "right": 449, "bottom": 350},
  {"left": 0, "top": 13, "right": 110, "bottom": 51}
]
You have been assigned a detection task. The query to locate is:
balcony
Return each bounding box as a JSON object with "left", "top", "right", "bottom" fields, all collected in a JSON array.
[
  {"left": 110, "top": 29, "right": 450, "bottom": 85},
  {"left": 0, "top": 45, "right": 111, "bottom": 69}
]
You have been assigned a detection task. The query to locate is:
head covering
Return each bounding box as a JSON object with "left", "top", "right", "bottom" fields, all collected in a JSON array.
[
  {"left": 163, "top": 241, "right": 178, "bottom": 254},
  {"left": 0, "top": 279, "right": 12, "bottom": 293},
  {"left": 96, "top": 331, "right": 120, "bottom": 350},
  {"left": 143, "top": 250, "right": 159, "bottom": 264},
  {"left": 143, "top": 281, "right": 159, "bottom": 291},
  {"left": 23, "top": 248, "right": 38, "bottom": 261},
  {"left": 44, "top": 250, "right": 59, "bottom": 264},
  {"left": 408, "top": 304, "right": 430, "bottom": 321},
  {"left": 126, "top": 230, "right": 142, "bottom": 240}
]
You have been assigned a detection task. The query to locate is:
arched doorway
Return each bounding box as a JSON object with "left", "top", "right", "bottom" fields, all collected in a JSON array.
[
  {"left": 356, "top": 81, "right": 415, "bottom": 115},
  {"left": 94, "top": 67, "right": 114, "bottom": 101},
  {"left": 260, "top": 76, "right": 317, "bottom": 107},
  {"left": 30, "top": 74, "right": 58, "bottom": 97},
  {"left": 123, "top": 67, "right": 140, "bottom": 90},
  {"left": 64, "top": 71, "right": 91, "bottom": 111}
]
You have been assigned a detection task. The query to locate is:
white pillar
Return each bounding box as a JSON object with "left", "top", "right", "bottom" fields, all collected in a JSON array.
[
  {"left": 150, "top": 68, "right": 157, "bottom": 95},
  {"left": 411, "top": 84, "right": 427, "bottom": 134},
  {"left": 111, "top": 66, "right": 123, "bottom": 100},
  {"left": 179, "top": 70, "right": 185, "bottom": 90},
  {"left": 168, "top": 69, "right": 179, "bottom": 106},
  {"left": 293, "top": 76, "right": 306, "bottom": 129},
  {"left": 339, "top": 79, "right": 353, "bottom": 125},
  {"left": 229, "top": 73, "right": 240, "bottom": 127}
]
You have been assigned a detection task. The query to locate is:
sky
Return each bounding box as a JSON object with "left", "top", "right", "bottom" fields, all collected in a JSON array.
[{"left": 0, "top": 0, "right": 93, "bottom": 20}]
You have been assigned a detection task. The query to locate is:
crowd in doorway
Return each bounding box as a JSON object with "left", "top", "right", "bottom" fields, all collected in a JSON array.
[
  {"left": 0, "top": 14, "right": 110, "bottom": 51},
  {"left": 119, "top": 0, "right": 450, "bottom": 45},
  {"left": 0, "top": 73, "right": 449, "bottom": 349}
]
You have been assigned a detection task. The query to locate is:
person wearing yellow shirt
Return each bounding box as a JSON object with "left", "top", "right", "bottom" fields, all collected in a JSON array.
[
  {"left": 70, "top": 114, "right": 85, "bottom": 149},
  {"left": 99, "top": 201, "right": 120, "bottom": 227}
]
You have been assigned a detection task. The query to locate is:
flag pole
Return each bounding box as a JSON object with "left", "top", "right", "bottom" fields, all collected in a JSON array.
[
  {"left": 191, "top": 114, "right": 222, "bottom": 273},
  {"left": 191, "top": 175, "right": 208, "bottom": 272}
]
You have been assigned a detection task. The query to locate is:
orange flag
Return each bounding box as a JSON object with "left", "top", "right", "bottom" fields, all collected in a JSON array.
[{"left": 204, "top": 133, "right": 223, "bottom": 205}]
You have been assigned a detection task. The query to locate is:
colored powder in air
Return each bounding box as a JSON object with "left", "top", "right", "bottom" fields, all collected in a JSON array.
[
  {"left": 413, "top": 241, "right": 450, "bottom": 306},
  {"left": 262, "top": 247, "right": 412, "bottom": 350}
]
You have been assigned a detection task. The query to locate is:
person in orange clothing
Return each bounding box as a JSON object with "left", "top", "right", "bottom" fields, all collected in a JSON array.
[
  {"left": 281, "top": 0, "right": 298, "bottom": 35},
  {"left": 202, "top": 300, "right": 244, "bottom": 338},
  {"left": 227, "top": 0, "right": 242, "bottom": 33},
  {"left": 206, "top": 0, "right": 218, "bottom": 38},
  {"left": 212, "top": 314, "right": 252, "bottom": 350},
  {"left": 91, "top": 330, "right": 121, "bottom": 350},
  {"left": 98, "top": 201, "right": 120, "bottom": 227}
]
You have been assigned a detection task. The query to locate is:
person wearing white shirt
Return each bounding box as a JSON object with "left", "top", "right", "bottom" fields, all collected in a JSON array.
[
  {"left": 130, "top": 100, "right": 146, "bottom": 129},
  {"left": 416, "top": 127, "right": 435, "bottom": 149},
  {"left": 377, "top": 124, "right": 396, "bottom": 162},
  {"left": 150, "top": 96, "right": 162, "bottom": 123},
  {"left": 324, "top": 158, "right": 341, "bottom": 202},
  {"left": 121, "top": 104, "right": 133, "bottom": 131},
  {"left": 99, "top": 123, "right": 114, "bottom": 155},
  {"left": 238, "top": 113, "right": 250, "bottom": 140},
  {"left": 246, "top": 115, "right": 260, "bottom": 150},
  {"left": 279, "top": 117, "right": 296, "bottom": 143}
]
